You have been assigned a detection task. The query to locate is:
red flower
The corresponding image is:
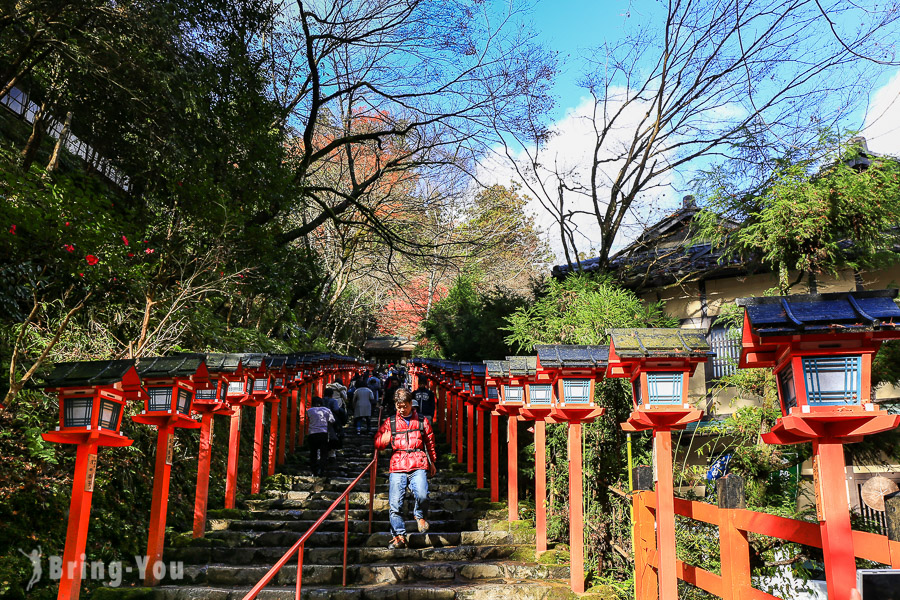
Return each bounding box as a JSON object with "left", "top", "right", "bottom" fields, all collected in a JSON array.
[
  {"left": 9, "top": 225, "right": 15, "bottom": 234},
  {"left": 85, "top": 255, "right": 99, "bottom": 266},
  {"left": 122, "top": 235, "right": 129, "bottom": 246},
  {"left": 65, "top": 222, "right": 70, "bottom": 226},
  {"left": 64, "top": 244, "right": 75, "bottom": 253},
  {"left": 128, "top": 252, "right": 134, "bottom": 257},
  {"left": 79, "top": 273, "right": 84, "bottom": 277},
  {"left": 145, "top": 248, "right": 154, "bottom": 254}
]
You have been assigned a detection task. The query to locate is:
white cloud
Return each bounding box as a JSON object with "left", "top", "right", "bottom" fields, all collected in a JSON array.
[
  {"left": 862, "top": 69, "right": 900, "bottom": 156},
  {"left": 477, "top": 94, "right": 680, "bottom": 264}
]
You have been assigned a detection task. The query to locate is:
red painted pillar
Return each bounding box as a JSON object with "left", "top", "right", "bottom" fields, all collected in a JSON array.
[
  {"left": 252, "top": 404, "right": 265, "bottom": 493},
  {"left": 466, "top": 402, "right": 474, "bottom": 472},
  {"left": 490, "top": 412, "right": 500, "bottom": 502},
  {"left": 145, "top": 425, "right": 174, "bottom": 585},
  {"left": 449, "top": 391, "right": 457, "bottom": 453},
  {"left": 569, "top": 422, "right": 585, "bottom": 594},
  {"left": 192, "top": 412, "right": 214, "bottom": 538},
  {"left": 56, "top": 440, "right": 99, "bottom": 600},
  {"left": 433, "top": 386, "right": 442, "bottom": 431},
  {"left": 507, "top": 416, "right": 519, "bottom": 521},
  {"left": 814, "top": 439, "right": 857, "bottom": 600},
  {"left": 267, "top": 401, "right": 278, "bottom": 476},
  {"left": 535, "top": 419, "right": 547, "bottom": 553},
  {"left": 456, "top": 394, "right": 464, "bottom": 465},
  {"left": 278, "top": 392, "right": 288, "bottom": 464},
  {"left": 476, "top": 407, "right": 486, "bottom": 489},
  {"left": 289, "top": 388, "right": 298, "bottom": 454},
  {"left": 224, "top": 407, "right": 242, "bottom": 509},
  {"left": 654, "top": 429, "right": 677, "bottom": 600}
]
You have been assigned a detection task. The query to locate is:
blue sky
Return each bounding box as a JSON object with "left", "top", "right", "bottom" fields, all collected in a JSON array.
[
  {"left": 485, "top": 0, "right": 900, "bottom": 261},
  {"left": 527, "top": 0, "right": 631, "bottom": 119}
]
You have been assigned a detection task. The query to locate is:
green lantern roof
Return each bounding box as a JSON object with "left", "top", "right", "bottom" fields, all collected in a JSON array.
[{"left": 607, "top": 328, "right": 711, "bottom": 358}]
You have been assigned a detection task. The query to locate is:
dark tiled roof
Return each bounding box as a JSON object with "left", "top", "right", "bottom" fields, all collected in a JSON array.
[
  {"left": 203, "top": 353, "right": 242, "bottom": 374},
  {"left": 505, "top": 356, "right": 537, "bottom": 376},
  {"left": 608, "top": 328, "right": 711, "bottom": 357},
  {"left": 737, "top": 290, "right": 900, "bottom": 336},
  {"left": 484, "top": 360, "right": 508, "bottom": 377},
  {"left": 471, "top": 364, "right": 486, "bottom": 378},
  {"left": 266, "top": 355, "right": 288, "bottom": 369},
  {"left": 137, "top": 355, "right": 206, "bottom": 378},
  {"left": 534, "top": 345, "right": 609, "bottom": 368},
  {"left": 240, "top": 353, "right": 268, "bottom": 370},
  {"left": 39, "top": 360, "right": 137, "bottom": 388}
]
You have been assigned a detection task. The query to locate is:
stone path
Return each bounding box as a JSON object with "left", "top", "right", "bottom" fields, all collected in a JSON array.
[{"left": 152, "top": 423, "right": 575, "bottom": 599}]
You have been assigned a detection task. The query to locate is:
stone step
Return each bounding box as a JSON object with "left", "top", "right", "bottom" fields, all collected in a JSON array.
[
  {"left": 242, "top": 508, "right": 462, "bottom": 523},
  {"left": 244, "top": 495, "right": 480, "bottom": 514},
  {"left": 174, "top": 559, "right": 569, "bottom": 587},
  {"left": 265, "top": 480, "right": 480, "bottom": 495},
  {"left": 151, "top": 579, "right": 576, "bottom": 600},
  {"left": 165, "top": 541, "right": 528, "bottom": 567},
  {"left": 223, "top": 518, "right": 462, "bottom": 534},
  {"left": 196, "top": 528, "right": 532, "bottom": 551}
]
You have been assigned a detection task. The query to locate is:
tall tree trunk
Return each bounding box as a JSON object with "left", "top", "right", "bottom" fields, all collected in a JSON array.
[
  {"left": 20, "top": 101, "right": 48, "bottom": 170},
  {"left": 46, "top": 110, "right": 72, "bottom": 173}
]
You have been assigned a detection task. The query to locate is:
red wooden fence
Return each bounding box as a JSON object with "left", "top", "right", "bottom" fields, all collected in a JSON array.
[{"left": 632, "top": 487, "right": 900, "bottom": 600}]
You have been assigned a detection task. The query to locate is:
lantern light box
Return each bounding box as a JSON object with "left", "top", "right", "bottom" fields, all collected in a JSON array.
[
  {"left": 41, "top": 360, "right": 144, "bottom": 444},
  {"left": 470, "top": 364, "right": 486, "bottom": 398},
  {"left": 606, "top": 329, "right": 709, "bottom": 432},
  {"left": 533, "top": 345, "right": 607, "bottom": 422},
  {"left": 134, "top": 355, "right": 209, "bottom": 428},
  {"left": 737, "top": 291, "right": 900, "bottom": 444}
]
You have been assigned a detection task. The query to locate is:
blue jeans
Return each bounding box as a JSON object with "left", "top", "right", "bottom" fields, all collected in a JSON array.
[{"left": 388, "top": 470, "right": 428, "bottom": 536}]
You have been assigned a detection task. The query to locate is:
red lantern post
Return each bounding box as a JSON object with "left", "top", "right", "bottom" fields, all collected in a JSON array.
[
  {"left": 191, "top": 353, "right": 243, "bottom": 538},
  {"left": 240, "top": 354, "right": 272, "bottom": 494},
  {"left": 606, "top": 329, "right": 710, "bottom": 600},
  {"left": 738, "top": 291, "right": 900, "bottom": 600},
  {"left": 483, "top": 361, "right": 505, "bottom": 503},
  {"left": 492, "top": 358, "right": 526, "bottom": 521},
  {"left": 470, "top": 365, "right": 489, "bottom": 489},
  {"left": 40, "top": 360, "right": 143, "bottom": 600},
  {"left": 263, "top": 355, "right": 287, "bottom": 475},
  {"left": 223, "top": 366, "right": 254, "bottom": 509},
  {"left": 133, "top": 356, "right": 209, "bottom": 585}
]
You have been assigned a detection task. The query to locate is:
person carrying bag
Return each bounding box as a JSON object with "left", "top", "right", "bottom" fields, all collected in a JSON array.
[{"left": 374, "top": 388, "right": 438, "bottom": 549}]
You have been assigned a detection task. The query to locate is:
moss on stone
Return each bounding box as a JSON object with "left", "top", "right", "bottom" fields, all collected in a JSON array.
[
  {"left": 206, "top": 508, "right": 247, "bottom": 520},
  {"left": 537, "top": 548, "right": 570, "bottom": 565},
  {"left": 89, "top": 587, "right": 156, "bottom": 600},
  {"left": 507, "top": 546, "right": 536, "bottom": 562}
]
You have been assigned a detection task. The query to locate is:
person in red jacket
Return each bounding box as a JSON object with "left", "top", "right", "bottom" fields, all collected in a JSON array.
[{"left": 374, "top": 388, "right": 438, "bottom": 549}]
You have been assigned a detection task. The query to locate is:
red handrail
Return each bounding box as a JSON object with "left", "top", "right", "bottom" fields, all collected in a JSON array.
[
  {"left": 242, "top": 456, "right": 377, "bottom": 599},
  {"left": 244, "top": 402, "right": 384, "bottom": 599}
]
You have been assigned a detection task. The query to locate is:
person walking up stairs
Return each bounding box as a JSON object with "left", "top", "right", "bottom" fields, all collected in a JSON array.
[{"left": 149, "top": 422, "right": 576, "bottom": 599}]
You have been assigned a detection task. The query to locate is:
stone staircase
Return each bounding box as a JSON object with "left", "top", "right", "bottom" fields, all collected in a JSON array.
[{"left": 152, "top": 427, "right": 574, "bottom": 599}]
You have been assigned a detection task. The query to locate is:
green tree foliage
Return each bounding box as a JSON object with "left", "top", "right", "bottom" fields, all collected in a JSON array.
[
  {"left": 504, "top": 273, "right": 675, "bottom": 349},
  {"left": 417, "top": 272, "right": 529, "bottom": 360},
  {"left": 696, "top": 136, "right": 900, "bottom": 292},
  {"left": 502, "top": 273, "right": 675, "bottom": 583}
]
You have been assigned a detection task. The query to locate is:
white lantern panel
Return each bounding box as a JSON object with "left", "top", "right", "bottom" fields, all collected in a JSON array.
[
  {"left": 98, "top": 399, "right": 121, "bottom": 430},
  {"left": 503, "top": 385, "right": 524, "bottom": 403},
  {"left": 528, "top": 384, "right": 553, "bottom": 405},
  {"left": 148, "top": 387, "right": 173, "bottom": 411},
  {"left": 563, "top": 379, "right": 591, "bottom": 404},
  {"left": 64, "top": 397, "right": 94, "bottom": 427},
  {"left": 176, "top": 388, "right": 192, "bottom": 415},
  {"left": 647, "top": 372, "right": 682, "bottom": 405},
  {"left": 802, "top": 355, "right": 861, "bottom": 406}
]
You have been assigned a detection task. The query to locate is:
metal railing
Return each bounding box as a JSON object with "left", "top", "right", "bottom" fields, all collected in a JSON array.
[{"left": 242, "top": 415, "right": 382, "bottom": 599}]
